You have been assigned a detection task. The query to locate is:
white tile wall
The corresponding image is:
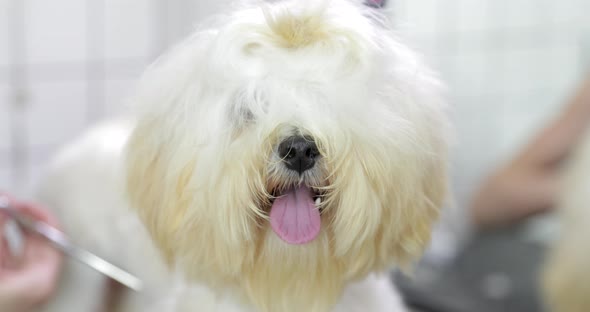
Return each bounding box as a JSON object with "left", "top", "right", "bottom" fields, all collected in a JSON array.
[
  {"left": 26, "top": 81, "right": 87, "bottom": 147},
  {"left": 393, "top": 0, "right": 440, "bottom": 34},
  {"left": 105, "top": 59, "right": 146, "bottom": 80},
  {"left": 0, "top": 169, "right": 10, "bottom": 193},
  {"left": 24, "top": 0, "right": 87, "bottom": 64},
  {"left": 2, "top": 0, "right": 590, "bottom": 209},
  {"left": 0, "top": 84, "right": 10, "bottom": 152},
  {"left": 502, "top": 48, "right": 575, "bottom": 95},
  {"left": 1, "top": 0, "right": 163, "bottom": 196},
  {"left": 454, "top": 1, "right": 490, "bottom": 32},
  {"left": 104, "top": 0, "right": 153, "bottom": 59},
  {"left": 104, "top": 79, "right": 136, "bottom": 116},
  {"left": 393, "top": 0, "right": 590, "bottom": 212},
  {"left": 0, "top": 1, "right": 9, "bottom": 68}
]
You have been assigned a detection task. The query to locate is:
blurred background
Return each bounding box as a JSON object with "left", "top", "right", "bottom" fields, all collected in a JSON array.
[
  {"left": 1, "top": 0, "right": 590, "bottom": 310},
  {"left": 2, "top": 0, "right": 589, "bottom": 206},
  {"left": 0, "top": 0, "right": 224, "bottom": 197}
]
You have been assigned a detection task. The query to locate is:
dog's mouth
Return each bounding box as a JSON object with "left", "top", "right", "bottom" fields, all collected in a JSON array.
[
  {"left": 269, "top": 188, "right": 324, "bottom": 211},
  {"left": 267, "top": 185, "right": 324, "bottom": 245}
]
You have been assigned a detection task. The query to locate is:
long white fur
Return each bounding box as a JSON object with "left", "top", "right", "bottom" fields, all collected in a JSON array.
[
  {"left": 543, "top": 128, "right": 590, "bottom": 312},
  {"left": 34, "top": 1, "right": 449, "bottom": 311}
]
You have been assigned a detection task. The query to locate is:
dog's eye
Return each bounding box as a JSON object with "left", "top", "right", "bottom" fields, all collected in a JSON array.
[
  {"left": 228, "top": 101, "right": 256, "bottom": 138},
  {"left": 235, "top": 106, "right": 255, "bottom": 125},
  {"left": 229, "top": 89, "right": 267, "bottom": 136}
]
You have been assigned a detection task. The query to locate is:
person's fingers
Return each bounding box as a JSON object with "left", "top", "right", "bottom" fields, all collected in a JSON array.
[
  {"left": 17, "top": 202, "right": 64, "bottom": 262},
  {"left": 0, "top": 194, "right": 63, "bottom": 273},
  {"left": 0, "top": 191, "right": 60, "bottom": 228},
  {"left": 0, "top": 195, "right": 62, "bottom": 263},
  {"left": 0, "top": 210, "right": 63, "bottom": 308},
  {"left": 13, "top": 201, "right": 61, "bottom": 229},
  {"left": 9, "top": 235, "right": 65, "bottom": 306},
  {"left": 0, "top": 234, "right": 9, "bottom": 270},
  {"left": 0, "top": 210, "right": 6, "bottom": 257},
  {"left": 24, "top": 236, "right": 63, "bottom": 270},
  {"left": 1, "top": 235, "right": 63, "bottom": 284},
  {"left": 0, "top": 193, "right": 15, "bottom": 270},
  {"left": 0, "top": 192, "right": 14, "bottom": 233},
  {"left": 0, "top": 193, "right": 64, "bottom": 310},
  {"left": 0, "top": 257, "right": 58, "bottom": 308}
]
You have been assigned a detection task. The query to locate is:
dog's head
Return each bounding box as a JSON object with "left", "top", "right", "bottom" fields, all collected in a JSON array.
[{"left": 126, "top": 0, "right": 449, "bottom": 311}]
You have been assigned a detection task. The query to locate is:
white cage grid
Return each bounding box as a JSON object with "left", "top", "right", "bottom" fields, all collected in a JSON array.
[{"left": 1, "top": 0, "right": 589, "bottom": 216}]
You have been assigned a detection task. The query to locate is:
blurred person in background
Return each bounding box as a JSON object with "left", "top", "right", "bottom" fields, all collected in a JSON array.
[
  {"left": 0, "top": 194, "right": 63, "bottom": 312},
  {"left": 471, "top": 72, "right": 590, "bottom": 230},
  {"left": 398, "top": 72, "right": 590, "bottom": 312}
]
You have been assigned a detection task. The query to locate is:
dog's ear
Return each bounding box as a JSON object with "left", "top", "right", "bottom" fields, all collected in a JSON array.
[
  {"left": 385, "top": 133, "right": 449, "bottom": 269},
  {"left": 389, "top": 158, "right": 448, "bottom": 267},
  {"left": 125, "top": 118, "right": 188, "bottom": 265},
  {"left": 125, "top": 115, "right": 267, "bottom": 273},
  {"left": 327, "top": 133, "right": 449, "bottom": 277}
]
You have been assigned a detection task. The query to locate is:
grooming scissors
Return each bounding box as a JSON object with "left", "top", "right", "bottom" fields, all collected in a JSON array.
[{"left": 0, "top": 197, "right": 143, "bottom": 291}]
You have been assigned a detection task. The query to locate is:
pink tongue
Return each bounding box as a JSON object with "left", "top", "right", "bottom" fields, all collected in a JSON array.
[{"left": 270, "top": 185, "right": 321, "bottom": 245}]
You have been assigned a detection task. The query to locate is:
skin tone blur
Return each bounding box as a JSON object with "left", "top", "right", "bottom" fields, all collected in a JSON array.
[
  {"left": 471, "top": 73, "right": 590, "bottom": 229},
  {"left": 0, "top": 194, "right": 63, "bottom": 312}
]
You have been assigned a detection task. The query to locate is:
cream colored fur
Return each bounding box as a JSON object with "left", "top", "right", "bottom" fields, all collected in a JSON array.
[
  {"left": 34, "top": 1, "right": 449, "bottom": 311},
  {"left": 543, "top": 129, "right": 590, "bottom": 312}
]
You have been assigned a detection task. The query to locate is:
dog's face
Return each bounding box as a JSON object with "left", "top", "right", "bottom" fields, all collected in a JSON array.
[{"left": 126, "top": 1, "right": 448, "bottom": 311}]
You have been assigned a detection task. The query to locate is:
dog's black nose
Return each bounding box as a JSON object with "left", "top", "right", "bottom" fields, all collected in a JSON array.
[{"left": 278, "top": 136, "right": 319, "bottom": 174}]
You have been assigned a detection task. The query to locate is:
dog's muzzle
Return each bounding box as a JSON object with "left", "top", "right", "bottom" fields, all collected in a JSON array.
[
  {"left": 277, "top": 135, "right": 319, "bottom": 174},
  {"left": 269, "top": 135, "right": 324, "bottom": 245}
]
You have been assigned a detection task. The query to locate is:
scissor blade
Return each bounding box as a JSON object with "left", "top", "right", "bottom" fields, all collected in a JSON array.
[
  {"left": 0, "top": 200, "right": 143, "bottom": 291},
  {"left": 66, "top": 244, "right": 144, "bottom": 291},
  {"left": 32, "top": 220, "right": 144, "bottom": 291}
]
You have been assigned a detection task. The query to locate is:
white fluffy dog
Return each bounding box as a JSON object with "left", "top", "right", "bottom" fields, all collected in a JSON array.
[
  {"left": 35, "top": 1, "right": 449, "bottom": 311},
  {"left": 543, "top": 129, "right": 590, "bottom": 312}
]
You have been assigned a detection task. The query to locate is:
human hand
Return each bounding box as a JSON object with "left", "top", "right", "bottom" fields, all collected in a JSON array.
[
  {"left": 470, "top": 74, "right": 590, "bottom": 230},
  {"left": 469, "top": 160, "right": 558, "bottom": 230},
  {"left": 0, "top": 194, "right": 64, "bottom": 312}
]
